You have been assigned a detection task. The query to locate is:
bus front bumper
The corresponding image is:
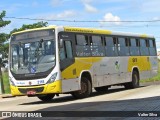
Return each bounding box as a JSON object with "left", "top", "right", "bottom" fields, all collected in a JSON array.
[{"left": 10, "top": 80, "right": 62, "bottom": 96}]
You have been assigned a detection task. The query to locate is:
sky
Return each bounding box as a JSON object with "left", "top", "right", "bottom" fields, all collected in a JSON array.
[{"left": 0, "top": 0, "right": 160, "bottom": 51}]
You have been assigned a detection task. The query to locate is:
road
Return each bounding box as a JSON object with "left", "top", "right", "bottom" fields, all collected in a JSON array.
[{"left": 1, "top": 85, "right": 160, "bottom": 120}]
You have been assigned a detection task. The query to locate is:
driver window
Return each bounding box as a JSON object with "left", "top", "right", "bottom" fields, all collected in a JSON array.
[{"left": 60, "top": 40, "right": 73, "bottom": 61}]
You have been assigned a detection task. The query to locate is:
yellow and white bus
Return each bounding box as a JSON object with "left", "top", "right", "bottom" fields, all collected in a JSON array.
[{"left": 9, "top": 26, "right": 158, "bottom": 101}]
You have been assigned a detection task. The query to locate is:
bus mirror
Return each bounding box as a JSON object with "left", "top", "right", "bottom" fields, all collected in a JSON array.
[{"left": 60, "top": 39, "right": 63, "bottom": 48}]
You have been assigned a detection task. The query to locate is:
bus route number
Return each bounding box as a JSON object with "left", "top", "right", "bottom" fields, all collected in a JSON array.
[
  {"left": 37, "top": 80, "right": 44, "bottom": 84},
  {"left": 132, "top": 58, "right": 138, "bottom": 63}
]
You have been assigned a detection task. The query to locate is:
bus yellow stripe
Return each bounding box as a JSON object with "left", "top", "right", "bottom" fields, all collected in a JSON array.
[
  {"left": 128, "top": 56, "right": 151, "bottom": 72},
  {"left": 61, "top": 57, "right": 102, "bottom": 79}
]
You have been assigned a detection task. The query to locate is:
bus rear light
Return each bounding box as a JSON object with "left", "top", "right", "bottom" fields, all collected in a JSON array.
[{"left": 47, "top": 72, "right": 58, "bottom": 84}]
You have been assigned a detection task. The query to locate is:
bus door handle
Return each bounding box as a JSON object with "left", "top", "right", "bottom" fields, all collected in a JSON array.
[{"left": 73, "top": 68, "right": 76, "bottom": 75}]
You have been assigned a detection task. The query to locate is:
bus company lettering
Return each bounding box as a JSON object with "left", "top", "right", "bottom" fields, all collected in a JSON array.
[
  {"left": 76, "top": 52, "right": 104, "bottom": 57},
  {"left": 65, "top": 28, "right": 93, "bottom": 33}
]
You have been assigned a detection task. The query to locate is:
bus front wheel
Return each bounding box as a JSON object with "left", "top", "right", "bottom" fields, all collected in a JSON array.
[
  {"left": 71, "top": 77, "right": 92, "bottom": 99},
  {"left": 37, "top": 94, "right": 55, "bottom": 102}
]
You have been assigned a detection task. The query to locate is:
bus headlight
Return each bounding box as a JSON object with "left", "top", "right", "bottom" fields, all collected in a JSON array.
[
  {"left": 47, "top": 72, "right": 58, "bottom": 84},
  {"left": 9, "top": 77, "right": 15, "bottom": 86}
]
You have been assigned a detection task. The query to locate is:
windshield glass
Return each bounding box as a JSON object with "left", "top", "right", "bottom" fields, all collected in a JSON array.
[{"left": 10, "top": 30, "right": 55, "bottom": 76}]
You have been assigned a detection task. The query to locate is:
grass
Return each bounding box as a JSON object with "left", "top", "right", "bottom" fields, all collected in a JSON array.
[
  {"left": 2, "top": 71, "right": 11, "bottom": 94},
  {"left": 140, "top": 61, "right": 160, "bottom": 83}
]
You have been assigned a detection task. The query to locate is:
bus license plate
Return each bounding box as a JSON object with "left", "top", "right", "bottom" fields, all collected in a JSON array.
[{"left": 27, "top": 90, "right": 36, "bottom": 95}]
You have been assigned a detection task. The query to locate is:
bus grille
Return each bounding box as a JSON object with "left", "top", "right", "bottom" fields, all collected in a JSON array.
[{"left": 18, "top": 87, "right": 44, "bottom": 94}]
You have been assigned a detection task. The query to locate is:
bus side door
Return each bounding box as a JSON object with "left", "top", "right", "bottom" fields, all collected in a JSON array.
[{"left": 58, "top": 32, "right": 76, "bottom": 79}]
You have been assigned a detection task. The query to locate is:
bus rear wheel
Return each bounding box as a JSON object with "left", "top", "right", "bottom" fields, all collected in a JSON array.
[
  {"left": 72, "top": 77, "right": 92, "bottom": 99},
  {"left": 94, "top": 86, "right": 108, "bottom": 92},
  {"left": 37, "top": 94, "right": 55, "bottom": 102},
  {"left": 125, "top": 70, "right": 139, "bottom": 89}
]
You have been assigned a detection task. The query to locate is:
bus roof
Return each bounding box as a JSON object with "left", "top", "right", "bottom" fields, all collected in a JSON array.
[
  {"left": 11, "top": 25, "right": 56, "bottom": 35},
  {"left": 64, "top": 26, "right": 154, "bottom": 39},
  {"left": 12, "top": 25, "right": 154, "bottom": 39}
]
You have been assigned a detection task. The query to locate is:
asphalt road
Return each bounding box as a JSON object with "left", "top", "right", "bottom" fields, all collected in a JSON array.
[{"left": 1, "top": 85, "right": 160, "bottom": 120}]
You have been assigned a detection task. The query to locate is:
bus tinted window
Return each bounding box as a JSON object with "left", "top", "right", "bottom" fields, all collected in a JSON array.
[
  {"left": 130, "top": 38, "right": 140, "bottom": 56},
  {"left": 149, "top": 39, "right": 157, "bottom": 56},
  {"left": 76, "top": 35, "right": 88, "bottom": 45},
  {"left": 136, "top": 39, "right": 140, "bottom": 47},
  {"left": 140, "top": 39, "right": 149, "bottom": 56},
  {"left": 118, "top": 37, "right": 129, "bottom": 56},
  {"left": 65, "top": 41, "right": 73, "bottom": 58},
  {"left": 91, "top": 36, "right": 105, "bottom": 56},
  {"left": 76, "top": 35, "right": 91, "bottom": 56},
  {"left": 105, "top": 37, "right": 118, "bottom": 56},
  {"left": 92, "top": 36, "right": 103, "bottom": 45}
]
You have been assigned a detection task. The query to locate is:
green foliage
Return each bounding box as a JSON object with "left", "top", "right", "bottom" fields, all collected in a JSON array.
[
  {"left": 2, "top": 71, "right": 10, "bottom": 94},
  {"left": 0, "top": 10, "right": 11, "bottom": 94},
  {"left": 0, "top": 11, "right": 11, "bottom": 66},
  {"left": 141, "top": 61, "right": 160, "bottom": 83},
  {"left": 0, "top": 10, "right": 11, "bottom": 65},
  {"left": 0, "top": 11, "right": 11, "bottom": 28},
  {"left": 10, "top": 21, "right": 48, "bottom": 34}
]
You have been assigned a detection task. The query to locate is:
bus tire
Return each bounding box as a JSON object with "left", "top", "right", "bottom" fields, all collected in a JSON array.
[
  {"left": 71, "top": 77, "right": 92, "bottom": 99},
  {"left": 94, "top": 86, "right": 108, "bottom": 92},
  {"left": 125, "top": 70, "right": 139, "bottom": 89},
  {"left": 37, "top": 94, "right": 55, "bottom": 102}
]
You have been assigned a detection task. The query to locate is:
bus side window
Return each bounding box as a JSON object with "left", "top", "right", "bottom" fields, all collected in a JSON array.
[
  {"left": 60, "top": 39, "right": 74, "bottom": 71},
  {"left": 91, "top": 35, "right": 105, "bottom": 56},
  {"left": 140, "top": 39, "right": 149, "bottom": 56},
  {"left": 105, "top": 36, "right": 118, "bottom": 56},
  {"left": 60, "top": 45, "right": 66, "bottom": 60},
  {"left": 149, "top": 39, "right": 157, "bottom": 56},
  {"left": 64, "top": 41, "right": 73, "bottom": 59},
  {"left": 130, "top": 38, "right": 140, "bottom": 56},
  {"left": 76, "top": 35, "right": 91, "bottom": 57},
  {"left": 118, "top": 37, "right": 129, "bottom": 56},
  {"left": 60, "top": 40, "right": 73, "bottom": 60}
]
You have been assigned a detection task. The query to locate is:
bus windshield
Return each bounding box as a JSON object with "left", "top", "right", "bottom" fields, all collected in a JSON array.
[{"left": 10, "top": 30, "right": 55, "bottom": 79}]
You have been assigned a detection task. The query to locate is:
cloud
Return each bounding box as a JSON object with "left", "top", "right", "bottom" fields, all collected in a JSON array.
[
  {"left": 100, "top": 13, "right": 121, "bottom": 25},
  {"left": 153, "top": 17, "right": 160, "bottom": 21},
  {"left": 81, "top": 0, "right": 98, "bottom": 13},
  {"left": 56, "top": 10, "right": 76, "bottom": 19},
  {"left": 50, "top": 0, "right": 63, "bottom": 7},
  {"left": 0, "top": 4, "right": 28, "bottom": 14},
  {"left": 37, "top": 10, "right": 76, "bottom": 20},
  {"left": 141, "top": 0, "right": 160, "bottom": 13},
  {"left": 156, "top": 41, "right": 160, "bottom": 51},
  {"left": 32, "top": 1, "right": 39, "bottom": 7},
  {"left": 84, "top": 3, "right": 97, "bottom": 13}
]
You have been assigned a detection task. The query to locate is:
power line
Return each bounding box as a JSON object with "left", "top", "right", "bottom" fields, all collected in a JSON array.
[{"left": 4, "top": 16, "right": 160, "bottom": 23}]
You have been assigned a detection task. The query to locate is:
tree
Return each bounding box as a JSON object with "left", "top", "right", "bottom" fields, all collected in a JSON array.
[
  {"left": 10, "top": 21, "right": 48, "bottom": 34},
  {"left": 0, "top": 10, "right": 11, "bottom": 94}
]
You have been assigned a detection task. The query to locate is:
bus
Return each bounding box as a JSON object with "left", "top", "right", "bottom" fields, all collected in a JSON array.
[{"left": 9, "top": 26, "right": 158, "bottom": 101}]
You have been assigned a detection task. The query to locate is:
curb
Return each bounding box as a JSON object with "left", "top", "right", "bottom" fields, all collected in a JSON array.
[
  {"left": 140, "top": 81, "right": 160, "bottom": 86},
  {"left": 0, "top": 94, "right": 15, "bottom": 98}
]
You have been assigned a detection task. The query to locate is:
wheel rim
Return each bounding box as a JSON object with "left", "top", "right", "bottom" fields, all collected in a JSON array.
[
  {"left": 80, "top": 81, "right": 87, "bottom": 94},
  {"left": 134, "top": 73, "right": 139, "bottom": 86}
]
